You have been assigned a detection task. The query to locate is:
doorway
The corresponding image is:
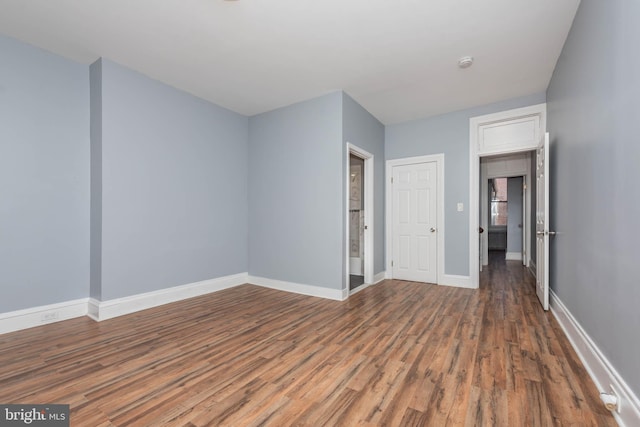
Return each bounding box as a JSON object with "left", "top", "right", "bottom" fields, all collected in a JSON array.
[
  {"left": 349, "top": 154, "right": 365, "bottom": 290},
  {"left": 469, "top": 104, "right": 546, "bottom": 288},
  {"left": 346, "top": 143, "right": 374, "bottom": 294},
  {"left": 479, "top": 152, "right": 534, "bottom": 272}
]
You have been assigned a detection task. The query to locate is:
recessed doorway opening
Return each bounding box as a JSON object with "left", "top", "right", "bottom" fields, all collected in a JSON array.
[{"left": 345, "top": 143, "right": 374, "bottom": 295}]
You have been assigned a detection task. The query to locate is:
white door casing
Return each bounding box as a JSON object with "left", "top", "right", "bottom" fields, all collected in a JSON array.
[
  {"left": 392, "top": 161, "right": 438, "bottom": 283},
  {"left": 345, "top": 143, "right": 374, "bottom": 293},
  {"left": 535, "top": 132, "right": 550, "bottom": 310},
  {"left": 470, "top": 103, "right": 546, "bottom": 288}
]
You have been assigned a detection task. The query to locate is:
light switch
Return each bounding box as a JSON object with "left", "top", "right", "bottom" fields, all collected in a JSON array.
[{"left": 457, "top": 203, "right": 464, "bottom": 212}]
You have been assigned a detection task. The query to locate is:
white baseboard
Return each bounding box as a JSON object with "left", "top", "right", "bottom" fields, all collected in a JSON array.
[
  {"left": 506, "top": 251, "right": 522, "bottom": 261},
  {"left": 249, "top": 275, "right": 345, "bottom": 301},
  {"left": 89, "top": 273, "right": 249, "bottom": 321},
  {"left": 0, "top": 298, "right": 89, "bottom": 335},
  {"left": 373, "top": 271, "right": 386, "bottom": 284},
  {"left": 441, "top": 274, "right": 476, "bottom": 289},
  {"left": 1, "top": 272, "right": 347, "bottom": 332},
  {"left": 550, "top": 290, "right": 640, "bottom": 427}
]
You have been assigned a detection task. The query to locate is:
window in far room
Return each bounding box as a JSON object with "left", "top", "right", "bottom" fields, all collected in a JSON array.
[{"left": 490, "top": 178, "right": 508, "bottom": 226}]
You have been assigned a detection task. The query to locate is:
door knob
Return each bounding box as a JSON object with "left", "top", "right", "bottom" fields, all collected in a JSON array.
[{"left": 430, "top": 228, "right": 436, "bottom": 233}]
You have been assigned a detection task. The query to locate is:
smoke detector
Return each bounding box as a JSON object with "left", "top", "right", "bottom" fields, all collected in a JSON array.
[{"left": 458, "top": 56, "right": 474, "bottom": 69}]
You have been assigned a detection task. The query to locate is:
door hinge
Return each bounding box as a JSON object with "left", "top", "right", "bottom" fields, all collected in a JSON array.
[
  {"left": 391, "top": 260, "right": 394, "bottom": 267},
  {"left": 391, "top": 177, "right": 394, "bottom": 184},
  {"left": 523, "top": 183, "right": 527, "bottom": 190}
]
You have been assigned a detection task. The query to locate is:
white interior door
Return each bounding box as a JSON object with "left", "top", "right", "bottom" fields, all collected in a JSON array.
[
  {"left": 535, "top": 132, "right": 550, "bottom": 310},
  {"left": 392, "top": 162, "right": 437, "bottom": 283}
]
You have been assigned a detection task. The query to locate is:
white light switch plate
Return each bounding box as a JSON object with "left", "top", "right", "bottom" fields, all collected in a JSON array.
[{"left": 457, "top": 203, "right": 464, "bottom": 212}]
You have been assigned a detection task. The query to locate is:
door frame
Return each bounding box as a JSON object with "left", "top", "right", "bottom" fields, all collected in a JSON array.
[
  {"left": 345, "top": 143, "right": 374, "bottom": 293},
  {"left": 385, "top": 154, "right": 445, "bottom": 285},
  {"left": 469, "top": 103, "right": 546, "bottom": 288},
  {"left": 480, "top": 156, "right": 531, "bottom": 268}
]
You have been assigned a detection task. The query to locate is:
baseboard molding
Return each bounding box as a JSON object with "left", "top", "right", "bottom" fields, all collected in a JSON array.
[
  {"left": 249, "top": 275, "right": 345, "bottom": 301},
  {"left": 441, "top": 274, "right": 476, "bottom": 289},
  {"left": 505, "top": 251, "right": 522, "bottom": 261},
  {"left": 0, "top": 298, "right": 89, "bottom": 335},
  {"left": 373, "top": 271, "right": 386, "bottom": 284},
  {"left": 550, "top": 290, "right": 640, "bottom": 427},
  {"left": 89, "top": 273, "right": 249, "bottom": 321}
]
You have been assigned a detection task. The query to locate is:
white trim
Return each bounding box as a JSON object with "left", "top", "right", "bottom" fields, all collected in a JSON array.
[
  {"left": 346, "top": 143, "right": 374, "bottom": 295},
  {"left": 440, "top": 274, "right": 474, "bottom": 289},
  {"left": 386, "top": 154, "right": 445, "bottom": 286},
  {"left": 373, "top": 271, "right": 386, "bottom": 284},
  {"left": 0, "top": 298, "right": 89, "bottom": 335},
  {"left": 89, "top": 273, "right": 248, "bottom": 321},
  {"left": 505, "top": 252, "right": 522, "bottom": 261},
  {"left": 249, "top": 275, "right": 345, "bottom": 301},
  {"left": 550, "top": 290, "right": 640, "bottom": 427},
  {"left": 470, "top": 103, "right": 546, "bottom": 288}
]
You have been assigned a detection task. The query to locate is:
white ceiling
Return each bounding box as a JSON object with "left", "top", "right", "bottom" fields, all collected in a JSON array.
[{"left": 0, "top": 0, "right": 580, "bottom": 124}]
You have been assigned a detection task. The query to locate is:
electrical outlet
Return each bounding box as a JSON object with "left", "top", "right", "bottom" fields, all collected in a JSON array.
[
  {"left": 41, "top": 311, "right": 59, "bottom": 322},
  {"left": 609, "top": 384, "right": 621, "bottom": 413}
]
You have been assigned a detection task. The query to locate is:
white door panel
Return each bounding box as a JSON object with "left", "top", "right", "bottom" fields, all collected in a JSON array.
[
  {"left": 535, "top": 133, "right": 550, "bottom": 310},
  {"left": 392, "top": 162, "right": 438, "bottom": 283}
]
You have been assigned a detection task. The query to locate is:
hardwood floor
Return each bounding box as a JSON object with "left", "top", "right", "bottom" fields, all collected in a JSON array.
[{"left": 0, "top": 259, "right": 616, "bottom": 426}]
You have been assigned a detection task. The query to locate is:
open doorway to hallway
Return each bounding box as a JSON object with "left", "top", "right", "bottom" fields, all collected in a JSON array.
[{"left": 479, "top": 152, "right": 536, "bottom": 273}]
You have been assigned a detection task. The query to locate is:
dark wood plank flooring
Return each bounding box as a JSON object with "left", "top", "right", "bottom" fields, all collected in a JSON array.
[{"left": 0, "top": 258, "right": 616, "bottom": 426}]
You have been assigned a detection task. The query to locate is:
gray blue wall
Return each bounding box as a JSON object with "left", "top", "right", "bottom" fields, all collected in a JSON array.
[
  {"left": 95, "top": 59, "right": 249, "bottom": 300},
  {"left": 547, "top": 0, "right": 640, "bottom": 397},
  {"left": 385, "top": 92, "right": 546, "bottom": 276},
  {"left": 342, "top": 93, "right": 386, "bottom": 281},
  {"left": 0, "top": 35, "right": 90, "bottom": 311},
  {"left": 248, "top": 92, "right": 343, "bottom": 289}
]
